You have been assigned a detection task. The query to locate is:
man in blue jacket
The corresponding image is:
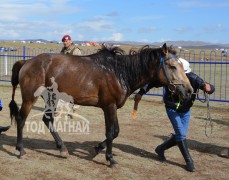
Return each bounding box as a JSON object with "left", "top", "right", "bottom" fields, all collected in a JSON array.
[{"left": 135, "top": 58, "right": 215, "bottom": 172}]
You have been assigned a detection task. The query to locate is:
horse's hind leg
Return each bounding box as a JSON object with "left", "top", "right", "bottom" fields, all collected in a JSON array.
[
  {"left": 16, "top": 100, "right": 37, "bottom": 158},
  {"left": 42, "top": 112, "right": 69, "bottom": 157}
]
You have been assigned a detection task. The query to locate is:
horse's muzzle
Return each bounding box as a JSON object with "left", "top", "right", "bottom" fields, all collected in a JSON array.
[{"left": 176, "top": 85, "right": 193, "bottom": 100}]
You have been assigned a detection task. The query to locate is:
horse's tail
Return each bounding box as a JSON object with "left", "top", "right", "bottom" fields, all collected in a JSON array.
[
  {"left": 9, "top": 98, "right": 20, "bottom": 124},
  {"left": 9, "top": 60, "right": 26, "bottom": 123},
  {"left": 11, "top": 60, "right": 26, "bottom": 87}
]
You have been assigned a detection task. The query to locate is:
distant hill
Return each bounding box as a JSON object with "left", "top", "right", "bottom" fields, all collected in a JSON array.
[
  {"left": 5, "top": 39, "right": 229, "bottom": 49},
  {"left": 102, "top": 40, "right": 229, "bottom": 49},
  {"left": 153, "top": 41, "right": 229, "bottom": 49}
]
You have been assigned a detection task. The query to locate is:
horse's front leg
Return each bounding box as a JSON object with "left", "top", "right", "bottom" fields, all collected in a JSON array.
[{"left": 103, "top": 105, "right": 120, "bottom": 167}]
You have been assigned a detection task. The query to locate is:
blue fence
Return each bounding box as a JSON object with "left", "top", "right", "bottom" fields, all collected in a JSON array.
[
  {"left": 145, "top": 50, "right": 228, "bottom": 102},
  {"left": 0, "top": 46, "right": 228, "bottom": 102}
]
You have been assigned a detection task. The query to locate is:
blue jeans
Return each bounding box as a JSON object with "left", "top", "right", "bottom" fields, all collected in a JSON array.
[{"left": 166, "top": 108, "right": 191, "bottom": 141}]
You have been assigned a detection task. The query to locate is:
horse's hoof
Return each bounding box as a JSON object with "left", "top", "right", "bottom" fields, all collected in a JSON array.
[
  {"left": 89, "top": 147, "right": 99, "bottom": 158},
  {"left": 19, "top": 154, "right": 26, "bottom": 159},
  {"left": 109, "top": 160, "right": 119, "bottom": 168},
  {"left": 60, "top": 151, "right": 69, "bottom": 158},
  {"left": 112, "top": 163, "right": 119, "bottom": 169},
  {"left": 18, "top": 151, "right": 26, "bottom": 159},
  {"left": 218, "top": 148, "right": 229, "bottom": 158}
]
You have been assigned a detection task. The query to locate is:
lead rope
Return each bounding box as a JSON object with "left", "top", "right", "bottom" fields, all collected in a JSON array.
[
  {"left": 205, "top": 93, "right": 213, "bottom": 137},
  {"left": 196, "top": 89, "right": 213, "bottom": 137}
]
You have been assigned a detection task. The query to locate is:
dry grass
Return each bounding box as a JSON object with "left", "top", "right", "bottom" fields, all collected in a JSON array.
[{"left": 0, "top": 84, "right": 228, "bottom": 179}]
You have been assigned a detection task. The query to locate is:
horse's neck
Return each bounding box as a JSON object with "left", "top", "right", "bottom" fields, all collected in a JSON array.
[
  {"left": 128, "top": 74, "right": 154, "bottom": 94},
  {"left": 121, "top": 55, "right": 158, "bottom": 95}
]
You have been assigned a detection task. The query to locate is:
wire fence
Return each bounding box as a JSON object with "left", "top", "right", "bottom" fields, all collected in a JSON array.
[{"left": 0, "top": 46, "right": 228, "bottom": 102}]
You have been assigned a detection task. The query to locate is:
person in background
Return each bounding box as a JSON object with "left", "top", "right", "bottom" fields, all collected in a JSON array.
[
  {"left": 0, "top": 98, "right": 10, "bottom": 134},
  {"left": 134, "top": 58, "right": 215, "bottom": 172},
  {"left": 59, "top": 35, "right": 81, "bottom": 118},
  {"left": 60, "top": 35, "right": 82, "bottom": 55}
]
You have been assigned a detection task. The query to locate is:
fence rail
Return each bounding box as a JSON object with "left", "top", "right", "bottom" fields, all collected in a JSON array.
[{"left": 0, "top": 46, "right": 228, "bottom": 102}]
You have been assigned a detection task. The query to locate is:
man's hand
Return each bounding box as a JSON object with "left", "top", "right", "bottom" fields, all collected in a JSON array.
[
  {"left": 204, "top": 83, "right": 211, "bottom": 92},
  {"left": 204, "top": 83, "right": 215, "bottom": 94}
]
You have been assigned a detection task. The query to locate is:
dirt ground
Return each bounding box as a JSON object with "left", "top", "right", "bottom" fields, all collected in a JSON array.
[{"left": 0, "top": 85, "right": 228, "bottom": 179}]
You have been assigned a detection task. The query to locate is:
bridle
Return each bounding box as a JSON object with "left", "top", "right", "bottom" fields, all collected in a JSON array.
[{"left": 159, "top": 54, "right": 183, "bottom": 93}]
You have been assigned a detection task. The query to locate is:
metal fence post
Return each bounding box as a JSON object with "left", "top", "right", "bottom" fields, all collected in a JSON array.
[
  {"left": 4, "top": 53, "right": 7, "bottom": 75},
  {"left": 23, "top": 46, "right": 26, "bottom": 60}
]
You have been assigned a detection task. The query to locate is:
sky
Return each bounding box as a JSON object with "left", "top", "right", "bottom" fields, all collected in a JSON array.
[{"left": 0, "top": 0, "right": 228, "bottom": 44}]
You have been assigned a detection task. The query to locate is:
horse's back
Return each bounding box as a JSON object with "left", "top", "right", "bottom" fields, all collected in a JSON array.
[{"left": 19, "top": 53, "right": 125, "bottom": 107}]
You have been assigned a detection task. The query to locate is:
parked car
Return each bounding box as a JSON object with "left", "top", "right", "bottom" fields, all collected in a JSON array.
[
  {"left": 9, "top": 47, "right": 17, "bottom": 51},
  {"left": 0, "top": 47, "right": 17, "bottom": 52},
  {"left": 0, "top": 47, "right": 5, "bottom": 52}
]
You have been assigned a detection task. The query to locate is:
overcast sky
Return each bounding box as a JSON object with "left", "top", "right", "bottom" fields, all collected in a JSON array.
[{"left": 0, "top": 0, "right": 228, "bottom": 43}]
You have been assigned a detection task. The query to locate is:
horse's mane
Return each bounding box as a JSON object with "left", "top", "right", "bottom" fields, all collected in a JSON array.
[
  {"left": 92, "top": 45, "right": 165, "bottom": 90},
  {"left": 96, "top": 45, "right": 126, "bottom": 56}
]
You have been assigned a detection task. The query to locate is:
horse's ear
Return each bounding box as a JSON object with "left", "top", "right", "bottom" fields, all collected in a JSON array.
[{"left": 162, "top": 43, "right": 168, "bottom": 54}]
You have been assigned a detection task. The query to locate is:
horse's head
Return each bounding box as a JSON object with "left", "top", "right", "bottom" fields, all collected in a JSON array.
[{"left": 157, "top": 43, "right": 193, "bottom": 99}]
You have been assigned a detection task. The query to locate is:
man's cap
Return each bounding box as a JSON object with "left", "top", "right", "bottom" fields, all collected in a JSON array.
[
  {"left": 62, "top": 35, "right": 71, "bottom": 42},
  {"left": 179, "top": 58, "right": 191, "bottom": 73}
]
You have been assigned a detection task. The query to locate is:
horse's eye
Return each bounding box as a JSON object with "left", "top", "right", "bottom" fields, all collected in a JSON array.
[{"left": 169, "top": 65, "right": 177, "bottom": 70}]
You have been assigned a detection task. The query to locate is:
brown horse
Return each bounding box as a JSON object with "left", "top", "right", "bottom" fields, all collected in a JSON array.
[{"left": 9, "top": 43, "right": 193, "bottom": 167}]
